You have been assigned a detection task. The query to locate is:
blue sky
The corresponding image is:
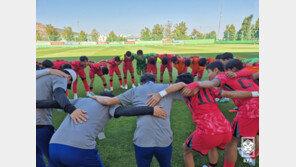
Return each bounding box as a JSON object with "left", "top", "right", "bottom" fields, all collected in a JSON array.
[{"left": 36, "top": 0, "right": 259, "bottom": 39}]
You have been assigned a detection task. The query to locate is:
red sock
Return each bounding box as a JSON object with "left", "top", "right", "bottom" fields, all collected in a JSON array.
[
  {"left": 82, "top": 80, "right": 89, "bottom": 91},
  {"left": 73, "top": 80, "right": 78, "bottom": 94},
  {"left": 132, "top": 78, "right": 135, "bottom": 84},
  {"left": 90, "top": 89, "right": 93, "bottom": 92},
  {"left": 124, "top": 78, "right": 127, "bottom": 85},
  {"left": 119, "top": 79, "right": 123, "bottom": 86},
  {"left": 224, "top": 159, "right": 235, "bottom": 167},
  {"left": 104, "top": 85, "right": 107, "bottom": 89},
  {"left": 250, "top": 150, "right": 259, "bottom": 160},
  {"left": 110, "top": 80, "right": 113, "bottom": 87},
  {"left": 65, "top": 90, "right": 68, "bottom": 96}
]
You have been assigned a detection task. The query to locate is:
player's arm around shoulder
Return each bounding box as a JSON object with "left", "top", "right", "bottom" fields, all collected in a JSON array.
[
  {"left": 91, "top": 96, "right": 121, "bottom": 106},
  {"left": 221, "top": 89, "right": 259, "bottom": 99}
]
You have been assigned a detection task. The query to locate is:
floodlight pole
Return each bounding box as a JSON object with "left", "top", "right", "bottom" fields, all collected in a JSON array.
[{"left": 217, "top": 0, "right": 223, "bottom": 41}]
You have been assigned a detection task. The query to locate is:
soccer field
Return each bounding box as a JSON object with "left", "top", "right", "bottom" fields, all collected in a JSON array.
[{"left": 36, "top": 44, "right": 259, "bottom": 167}]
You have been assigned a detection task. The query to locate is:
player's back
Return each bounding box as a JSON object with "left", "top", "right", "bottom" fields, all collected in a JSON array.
[{"left": 183, "top": 88, "right": 232, "bottom": 136}]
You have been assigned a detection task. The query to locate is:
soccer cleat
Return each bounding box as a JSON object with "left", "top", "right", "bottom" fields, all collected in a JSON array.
[
  {"left": 124, "top": 84, "right": 128, "bottom": 89},
  {"left": 86, "top": 92, "right": 91, "bottom": 97},
  {"left": 74, "top": 93, "right": 78, "bottom": 99},
  {"left": 237, "top": 147, "right": 256, "bottom": 166},
  {"left": 89, "top": 92, "right": 95, "bottom": 96},
  {"left": 120, "top": 85, "right": 125, "bottom": 89},
  {"left": 219, "top": 98, "right": 229, "bottom": 103},
  {"left": 132, "top": 84, "right": 136, "bottom": 88},
  {"left": 110, "top": 87, "right": 113, "bottom": 91}
]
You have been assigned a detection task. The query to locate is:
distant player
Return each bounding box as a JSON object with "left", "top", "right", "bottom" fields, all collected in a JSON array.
[
  {"left": 89, "top": 61, "right": 109, "bottom": 95},
  {"left": 41, "top": 59, "right": 54, "bottom": 69},
  {"left": 121, "top": 51, "right": 136, "bottom": 89},
  {"left": 215, "top": 54, "right": 223, "bottom": 61},
  {"left": 184, "top": 61, "right": 259, "bottom": 167},
  {"left": 146, "top": 56, "right": 158, "bottom": 82},
  {"left": 156, "top": 54, "right": 174, "bottom": 84},
  {"left": 105, "top": 56, "right": 124, "bottom": 91},
  {"left": 184, "top": 56, "right": 204, "bottom": 81},
  {"left": 171, "top": 55, "right": 187, "bottom": 75},
  {"left": 131, "top": 50, "right": 156, "bottom": 86},
  {"left": 52, "top": 59, "right": 70, "bottom": 70},
  {"left": 70, "top": 56, "right": 91, "bottom": 98},
  {"left": 221, "top": 52, "right": 234, "bottom": 65}
]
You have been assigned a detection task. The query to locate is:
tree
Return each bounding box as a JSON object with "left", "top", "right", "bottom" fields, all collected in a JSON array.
[
  {"left": 254, "top": 18, "right": 259, "bottom": 40},
  {"left": 163, "top": 21, "right": 173, "bottom": 40},
  {"left": 61, "top": 26, "right": 74, "bottom": 41},
  {"left": 237, "top": 14, "right": 253, "bottom": 40},
  {"left": 205, "top": 31, "right": 217, "bottom": 39},
  {"left": 117, "top": 35, "right": 127, "bottom": 41},
  {"left": 36, "top": 31, "right": 43, "bottom": 41},
  {"left": 77, "top": 30, "right": 88, "bottom": 41},
  {"left": 191, "top": 28, "right": 204, "bottom": 39},
  {"left": 151, "top": 24, "right": 164, "bottom": 40},
  {"left": 140, "top": 27, "right": 152, "bottom": 41},
  {"left": 90, "top": 28, "right": 99, "bottom": 42},
  {"left": 223, "top": 24, "right": 236, "bottom": 40},
  {"left": 106, "top": 31, "right": 118, "bottom": 42},
  {"left": 45, "top": 24, "right": 60, "bottom": 41},
  {"left": 173, "top": 21, "right": 188, "bottom": 40}
]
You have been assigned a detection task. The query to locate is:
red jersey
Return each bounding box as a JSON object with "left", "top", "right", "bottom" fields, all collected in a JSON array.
[
  {"left": 156, "top": 54, "right": 174, "bottom": 65},
  {"left": 107, "top": 58, "right": 122, "bottom": 69},
  {"left": 184, "top": 82, "right": 232, "bottom": 135},
  {"left": 52, "top": 60, "right": 69, "bottom": 70},
  {"left": 215, "top": 73, "right": 259, "bottom": 118},
  {"left": 90, "top": 62, "right": 107, "bottom": 72},
  {"left": 70, "top": 61, "right": 88, "bottom": 71},
  {"left": 173, "top": 57, "right": 186, "bottom": 72},
  {"left": 189, "top": 57, "right": 201, "bottom": 71},
  {"left": 207, "top": 58, "right": 215, "bottom": 64},
  {"left": 123, "top": 55, "right": 134, "bottom": 66}
]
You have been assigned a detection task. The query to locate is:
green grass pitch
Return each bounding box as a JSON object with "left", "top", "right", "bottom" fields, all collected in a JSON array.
[{"left": 37, "top": 44, "right": 259, "bottom": 167}]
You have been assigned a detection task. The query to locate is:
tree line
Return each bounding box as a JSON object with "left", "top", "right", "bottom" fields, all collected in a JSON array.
[{"left": 36, "top": 14, "right": 259, "bottom": 42}]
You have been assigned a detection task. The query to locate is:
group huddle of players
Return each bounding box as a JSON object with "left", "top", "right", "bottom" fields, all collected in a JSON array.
[
  {"left": 36, "top": 50, "right": 259, "bottom": 167},
  {"left": 36, "top": 50, "right": 259, "bottom": 100}
]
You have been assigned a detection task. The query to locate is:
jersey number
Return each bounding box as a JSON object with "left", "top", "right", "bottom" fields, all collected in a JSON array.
[{"left": 237, "top": 77, "right": 253, "bottom": 89}]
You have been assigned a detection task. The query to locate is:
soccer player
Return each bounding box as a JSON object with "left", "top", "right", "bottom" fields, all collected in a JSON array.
[
  {"left": 91, "top": 73, "right": 184, "bottom": 167},
  {"left": 156, "top": 54, "right": 174, "bottom": 84},
  {"left": 171, "top": 55, "right": 187, "bottom": 75},
  {"left": 145, "top": 72, "right": 259, "bottom": 167},
  {"left": 70, "top": 56, "right": 92, "bottom": 98},
  {"left": 121, "top": 51, "right": 136, "bottom": 89},
  {"left": 89, "top": 61, "right": 109, "bottom": 95},
  {"left": 215, "top": 54, "right": 223, "bottom": 61},
  {"left": 36, "top": 68, "right": 88, "bottom": 167},
  {"left": 105, "top": 56, "right": 124, "bottom": 91},
  {"left": 182, "top": 61, "right": 259, "bottom": 167},
  {"left": 131, "top": 50, "right": 156, "bottom": 86},
  {"left": 146, "top": 56, "right": 158, "bottom": 82},
  {"left": 184, "top": 55, "right": 204, "bottom": 81},
  {"left": 52, "top": 59, "right": 70, "bottom": 70},
  {"left": 221, "top": 52, "right": 234, "bottom": 65},
  {"left": 36, "top": 92, "right": 168, "bottom": 167}
]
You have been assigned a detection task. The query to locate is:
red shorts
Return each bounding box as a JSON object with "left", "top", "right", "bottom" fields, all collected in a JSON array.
[
  {"left": 146, "top": 64, "right": 157, "bottom": 74},
  {"left": 89, "top": 68, "right": 103, "bottom": 78},
  {"left": 109, "top": 67, "right": 121, "bottom": 76},
  {"left": 192, "top": 70, "right": 204, "bottom": 78},
  {"left": 186, "top": 131, "right": 232, "bottom": 156},
  {"left": 123, "top": 63, "right": 134, "bottom": 73},
  {"left": 231, "top": 116, "right": 259, "bottom": 138},
  {"left": 74, "top": 69, "right": 86, "bottom": 79},
  {"left": 160, "top": 64, "right": 172, "bottom": 72}
]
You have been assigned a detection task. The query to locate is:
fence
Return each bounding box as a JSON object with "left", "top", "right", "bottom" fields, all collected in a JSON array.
[{"left": 36, "top": 39, "right": 258, "bottom": 48}]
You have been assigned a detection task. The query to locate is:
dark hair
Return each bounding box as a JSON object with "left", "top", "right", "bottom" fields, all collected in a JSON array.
[
  {"left": 42, "top": 60, "right": 54, "bottom": 68},
  {"left": 137, "top": 50, "right": 143, "bottom": 55},
  {"left": 99, "top": 91, "right": 114, "bottom": 97},
  {"left": 184, "top": 59, "right": 192, "bottom": 67},
  {"left": 36, "top": 64, "right": 42, "bottom": 70},
  {"left": 140, "top": 73, "right": 155, "bottom": 83},
  {"left": 162, "top": 56, "right": 168, "bottom": 65},
  {"left": 61, "top": 63, "right": 72, "bottom": 70},
  {"left": 80, "top": 56, "right": 88, "bottom": 62},
  {"left": 148, "top": 57, "right": 156, "bottom": 65},
  {"left": 101, "top": 66, "right": 109, "bottom": 75},
  {"left": 215, "top": 54, "right": 222, "bottom": 60},
  {"left": 225, "top": 59, "right": 244, "bottom": 71},
  {"left": 198, "top": 58, "right": 207, "bottom": 67},
  {"left": 126, "top": 51, "right": 132, "bottom": 57},
  {"left": 175, "top": 72, "right": 194, "bottom": 84},
  {"left": 222, "top": 52, "right": 234, "bottom": 60},
  {"left": 171, "top": 56, "right": 178, "bottom": 63},
  {"left": 115, "top": 56, "right": 120, "bottom": 62},
  {"left": 206, "top": 61, "right": 225, "bottom": 72}
]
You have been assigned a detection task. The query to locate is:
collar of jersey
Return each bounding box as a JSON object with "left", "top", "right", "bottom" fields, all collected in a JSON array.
[{"left": 145, "top": 81, "right": 154, "bottom": 85}]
